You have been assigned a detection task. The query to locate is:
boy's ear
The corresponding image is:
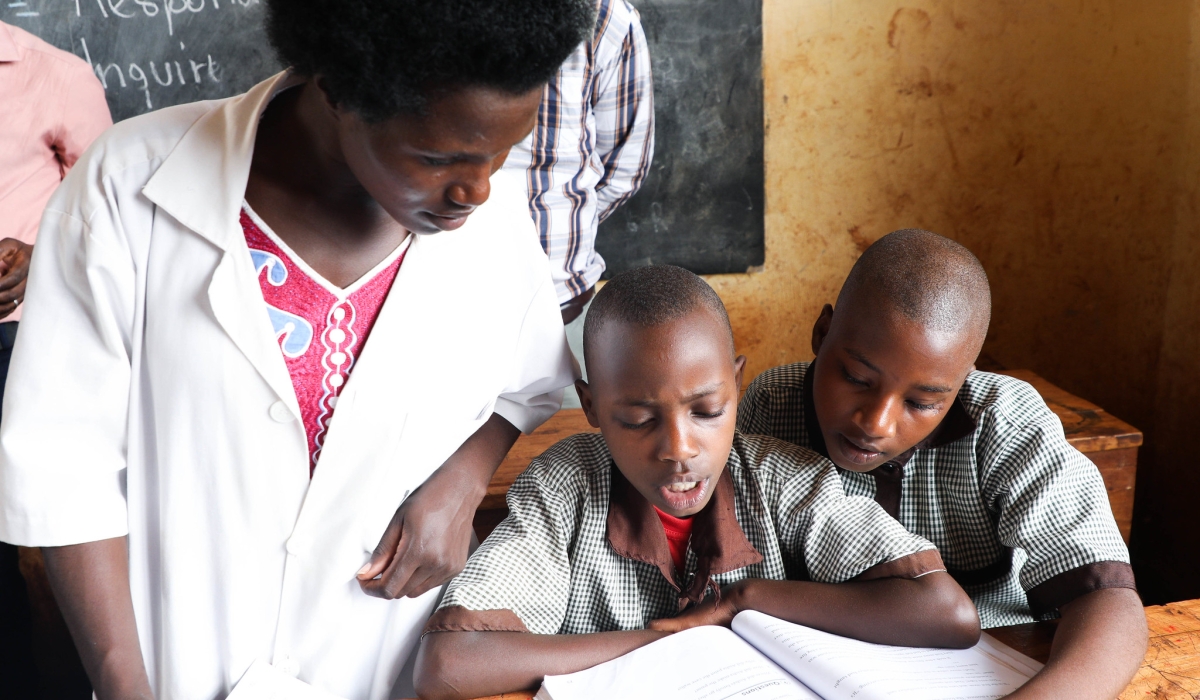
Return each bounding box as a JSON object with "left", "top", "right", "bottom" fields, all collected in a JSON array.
[
  {"left": 576, "top": 379, "right": 601, "bottom": 428},
  {"left": 811, "top": 304, "right": 834, "bottom": 356},
  {"left": 733, "top": 354, "right": 747, "bottom": 395}
]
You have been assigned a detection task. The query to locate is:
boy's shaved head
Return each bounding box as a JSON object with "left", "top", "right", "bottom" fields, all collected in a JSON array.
[
  {"left": 577, "top": 264, "right": 746, "bottom": 518},
  {"left": 839, "top": 229, "right": 991, "bottom": 342},
  {"left": 810, "top": 228, "right": 992, "bottom": 474},
  {"left": 583, "top": 265, "right": 735, "bottom": 365}
]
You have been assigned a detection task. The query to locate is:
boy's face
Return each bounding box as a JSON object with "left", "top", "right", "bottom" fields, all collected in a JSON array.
[
  {"left": 810, "top": 301, "right": 979, "bottom": 473},
  {"left": 335, "top": 84, "right": 542, "bottom": 236},
  {"left": 578, "top": 309, "right": 746, "bottom": 518}
]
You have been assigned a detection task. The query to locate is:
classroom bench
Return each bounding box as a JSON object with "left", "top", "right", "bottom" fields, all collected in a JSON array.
[
  {"left": 476, "top": 369, "right": 1142, "bottom": 543},
  {"left": 446, "top": 598, "right": 1200, "bottom": 700}
]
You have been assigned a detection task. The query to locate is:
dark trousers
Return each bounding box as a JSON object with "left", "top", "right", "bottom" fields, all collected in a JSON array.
[{"left": 0, "top": 321, "right": 39, "bottom": 699}]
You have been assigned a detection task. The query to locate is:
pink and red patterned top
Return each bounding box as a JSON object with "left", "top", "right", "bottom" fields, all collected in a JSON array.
[{"left": 241, "top": 206, "right": 410, "bottom": 476}]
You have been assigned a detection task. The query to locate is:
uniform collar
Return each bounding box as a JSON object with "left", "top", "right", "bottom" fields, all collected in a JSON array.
[
  {"left": 141, "top": 70, "right": 304, "bottom": 252},
  {"left": 606, "top": 459, "right": 763, "bottom": 606},
  {"left": 0, "top": 23, "right": 21, "bottom": 62},
  {"left": 802, "top": 359, "right": 977, "bottom": 472}
]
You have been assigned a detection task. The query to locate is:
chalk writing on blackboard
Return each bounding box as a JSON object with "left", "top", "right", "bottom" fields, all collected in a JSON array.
[{"left": 6, "top": 0, "right": 279, "bottom": 121}]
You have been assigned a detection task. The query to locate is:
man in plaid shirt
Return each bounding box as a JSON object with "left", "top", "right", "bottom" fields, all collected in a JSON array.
[
  {"left": 415, "top": 265, "right": 979, "bottom": 700},
  {"left": 737, "top": 229, "right": 1146, "bottom": 699},
  {"left": 504, "top": 0, "right": 654, "bottom": 407}
]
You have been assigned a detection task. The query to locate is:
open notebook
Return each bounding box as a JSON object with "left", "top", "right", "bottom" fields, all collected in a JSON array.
[{"left": 535, "top": 610, "right": 1043, "bottom": 700}]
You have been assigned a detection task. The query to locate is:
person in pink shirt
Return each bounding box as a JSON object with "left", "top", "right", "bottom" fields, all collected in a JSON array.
[{"left": 0, "top": 19, "right": 111, "bottom": 699}]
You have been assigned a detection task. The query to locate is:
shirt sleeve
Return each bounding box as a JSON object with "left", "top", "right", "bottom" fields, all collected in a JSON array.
[
  {"left": 426, "top": 459, "right": 579, "bottom": 635},
  {"left": 978, "top": 391, "right": 1134, "bottom": 615},
  {"left": 491, "top": 273, "right": 577, "bottom": 434},
  {"left": 52, "top": 59, "right": 113, "bottom": 176},
  {"left": 0, "top": 170, "right": 137, "bottom": 546},
  {"left": 777, "top": 464, "right": 944, "bottom": 583},
  {"left": 736, "top": 364, "right": 806, "bottom": 443},
  {"left": 591, "top": 2, "right": 655, "bottom": 222}
]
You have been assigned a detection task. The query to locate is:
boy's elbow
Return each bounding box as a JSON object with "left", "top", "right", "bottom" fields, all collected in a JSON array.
[
  {"left": 945, "top": 589, "right": 982, "bottom": 649},
  {"left": 918, "top": 571, "right": 981, "bottom": 649},
  {"left": 414, "top": 633, "right": 467, "bottom": 700}
]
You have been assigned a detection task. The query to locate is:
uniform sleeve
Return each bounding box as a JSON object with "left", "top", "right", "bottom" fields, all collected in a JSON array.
[
  {"left": 52, "top": 59, "right": 113, "bottom": 175},
  {"left": 978, "top": 396, "right": 1134, "bottom": 616},
  {"left": 736, "top": 371, "right": 773, "bottom": 435},
  {"left": 426, "top": 461, "right": 578, "bottom": 635},
  {"left": 778, "top": 466, "right": 945, "bottom": 583},
  {"left": 591, "top": 2, "right": 654, "bottom": 221},
  {"left": 736, "top": 364, "right": 807, "bottom": 442},
  {"left": 0, "top": 169, "right": 137, "bottom": 546},
  {"left": 492, "top": 274, "right": 576, "bottom": 434}
]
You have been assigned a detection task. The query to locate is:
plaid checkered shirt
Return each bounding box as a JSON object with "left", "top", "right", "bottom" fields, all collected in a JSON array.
[
  {"left": 502, "top": 0, "right": 654, "bottom": 305},
  {"left": 737, "top": 362, "right": 1135, "bottom": 628},
  {"left": 426, "top": 432, "right": 943, "bottom": 635}
]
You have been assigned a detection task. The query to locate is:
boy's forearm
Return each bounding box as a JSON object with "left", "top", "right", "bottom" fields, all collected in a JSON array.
[
  {"left": 415, "top": 629, "right": 667, "bottom": 700},
  {"left": 41, "top": 537, "right": 154, "bottom": 700},
  {"left": 734, "top": 572, "right": 980, "bottom": 648},
  {"left": 1006, "top": 587, "right": 1146, "bottom": 699}
]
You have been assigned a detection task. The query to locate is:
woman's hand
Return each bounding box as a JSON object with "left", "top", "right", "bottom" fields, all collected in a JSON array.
[{"left": 357, "top": 413, "right": 520, "bottom": 599}]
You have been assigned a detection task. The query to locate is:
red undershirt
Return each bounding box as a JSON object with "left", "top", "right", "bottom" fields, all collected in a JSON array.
[{"left": 654, "top": 506, "right": 695, "bottom": 573}]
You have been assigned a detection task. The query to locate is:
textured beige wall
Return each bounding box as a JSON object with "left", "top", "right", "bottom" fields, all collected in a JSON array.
[{"left": 708, "top": 1, "right": 1197, "bottom": 599}]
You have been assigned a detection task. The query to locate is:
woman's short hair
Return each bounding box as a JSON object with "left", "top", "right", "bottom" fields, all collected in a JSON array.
[{"left": 266, "top": 0, "right": 595, "bottom": 122}]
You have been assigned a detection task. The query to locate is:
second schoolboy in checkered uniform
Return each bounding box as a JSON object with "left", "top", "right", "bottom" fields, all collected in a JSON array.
[{"left": 738, "top": 362, "right": 1134, "bottom": 629}]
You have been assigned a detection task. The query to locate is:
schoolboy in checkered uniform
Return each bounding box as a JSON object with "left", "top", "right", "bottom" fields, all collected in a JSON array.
[
  {"left": 738, "top": 229, "right": 1146, "bottom": 700},
  {"left": 414, "top": 265, "right": 979, "bottom": 699}
]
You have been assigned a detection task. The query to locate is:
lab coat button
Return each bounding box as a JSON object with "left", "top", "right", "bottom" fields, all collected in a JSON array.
[
  {"left": 277, "top": 655, "right": 300, "bottom": 677},
  {"left": 269, "top": 401, "right": 293, "bottom": 423}
]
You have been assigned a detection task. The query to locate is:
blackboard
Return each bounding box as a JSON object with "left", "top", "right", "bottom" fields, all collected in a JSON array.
[
  {"left": 597, "top": 0, "right": 764, "bottom": 276},
  {"left": 6, "top": 0, "right": 765, "bottom": 276},
  {"left": 3, "top": 0, "right": 279, "bottom": 122}
]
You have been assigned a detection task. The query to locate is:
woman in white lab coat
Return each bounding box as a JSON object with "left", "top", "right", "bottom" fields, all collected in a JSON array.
[{"left": 0, "top": 1, "right": 595, "bottom": 698}]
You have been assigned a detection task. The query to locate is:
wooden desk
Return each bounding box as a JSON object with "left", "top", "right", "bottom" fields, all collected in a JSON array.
[
  {"left": 990, "top": 598, "right": 1200, "bottom": 699},
  {"left": 478, "top": 370, "right": 1142, "bottom": 542},
  {"left": 458, "top": 599, "right": 1200, "bottom": 700}
]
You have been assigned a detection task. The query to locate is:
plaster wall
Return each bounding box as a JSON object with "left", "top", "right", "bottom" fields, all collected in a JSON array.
[{"left": 707, "top": 1, "right": 1196, "bottom": 598}]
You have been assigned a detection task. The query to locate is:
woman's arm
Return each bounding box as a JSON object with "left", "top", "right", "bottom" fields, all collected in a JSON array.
[
  {"left": 41, "top": 537, "right": 153, "bottom": 700},
  {"left": 1004, "top": 587, "right": 1146, "bottom": 699},
  {"left": 650, "top": 571, "right": 981, "bottom": 649},
  {"left": 415, "top": 628, "right": 667, "bottom": 700}
]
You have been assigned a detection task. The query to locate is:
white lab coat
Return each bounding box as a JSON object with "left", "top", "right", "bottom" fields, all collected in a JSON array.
[{"left": 0, "top": 72, "right": 574, "bottom": 700}]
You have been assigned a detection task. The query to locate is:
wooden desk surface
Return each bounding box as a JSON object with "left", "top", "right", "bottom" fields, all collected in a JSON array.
[{"left": 457, "top": 599, "right": 1200, "bottom": 700}]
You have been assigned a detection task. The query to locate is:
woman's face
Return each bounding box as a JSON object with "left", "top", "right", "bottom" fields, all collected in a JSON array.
[{"left": 336, "top": 85, "right": 543, "bottom": 235}]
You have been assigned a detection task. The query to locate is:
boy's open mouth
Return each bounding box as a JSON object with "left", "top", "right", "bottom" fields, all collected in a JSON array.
[
  {"left": 837, "top": 433, "right": 883, "bottom": 465},
  {"left": 658, "top": 476, "right": 710, "bottom": 512}
]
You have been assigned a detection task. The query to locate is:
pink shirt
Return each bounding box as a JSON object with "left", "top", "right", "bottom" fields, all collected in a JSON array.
[
  {"left": 241, "top": 206, "right": 410, "bottom": 476},
  {"left": 0, "top": 21, "right": 111, "bottom": 321}
]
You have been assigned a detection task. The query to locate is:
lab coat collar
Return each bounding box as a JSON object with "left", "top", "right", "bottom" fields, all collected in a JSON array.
[
  {"left": 141, "top": 70, "right": 303, "bottom": 252},
  {"left": 0, "top": 23, "right": 21, "bottom": 62},
  {"left": 142, "top": 71, "right": 306, "bottom": 418}
]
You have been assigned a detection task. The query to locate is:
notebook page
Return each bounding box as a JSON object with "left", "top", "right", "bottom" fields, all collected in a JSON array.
[
  {"left": 538, "top": 625, "right": 822, "bottom": 700},
  {"left": 732, "top": 611, "right": 1038, "bottom": 700}
]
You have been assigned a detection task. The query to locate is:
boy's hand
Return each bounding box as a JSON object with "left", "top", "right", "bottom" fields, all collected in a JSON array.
[
  {"left": 648, "top": 580, "right": 749, "bottom": 632},
  {"left": 356, "top": 413, "right": 520, "bottom": 600},
  {"left": 0, "top": 238, "right": 32, "bottom": 320}
]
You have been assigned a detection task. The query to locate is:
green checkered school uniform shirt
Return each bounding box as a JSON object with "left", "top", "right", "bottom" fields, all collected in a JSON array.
[
  {"left": 737, "top": 361, "right": 1135, "bottom": 628},
  {"left": 426, "top": 432, "right": 943, "bottom": 635}
]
